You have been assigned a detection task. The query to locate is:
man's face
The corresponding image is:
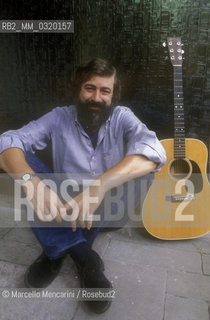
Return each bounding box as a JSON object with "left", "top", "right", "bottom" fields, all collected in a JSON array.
[{"left": 77, "top": 75, "right": 115, "bottom": 127}]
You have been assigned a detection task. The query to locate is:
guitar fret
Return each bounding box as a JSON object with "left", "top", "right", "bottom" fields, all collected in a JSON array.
[{"left": 173, "top": 63, "right": 185, "bottom": 158}]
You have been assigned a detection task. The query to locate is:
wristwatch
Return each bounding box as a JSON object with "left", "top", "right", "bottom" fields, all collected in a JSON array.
[{"left": 21, "top": 173, "right": 37, "bottom": 183}]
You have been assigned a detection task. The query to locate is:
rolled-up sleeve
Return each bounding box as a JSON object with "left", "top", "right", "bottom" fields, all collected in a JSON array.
[
  {"left": 121, "top": 108, "right": 166, "bottom": 171},
  {"left": 0, "top": 107, "right": 59, "bottom": 155}
]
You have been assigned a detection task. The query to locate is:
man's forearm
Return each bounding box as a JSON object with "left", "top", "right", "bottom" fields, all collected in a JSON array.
[
  {"left": 98, "top": 154, "right": 157, "bottom": 193},
  {"left": 0, "top": 148, "right": 35, "bottom": 178},
  {"left": 72, "top": 154, "right": 157, "bottom": 230}
]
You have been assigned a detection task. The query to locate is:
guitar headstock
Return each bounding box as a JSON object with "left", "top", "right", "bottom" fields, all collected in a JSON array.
[{"left": 164, "top": 37, "right": 184, "bottom": 67}]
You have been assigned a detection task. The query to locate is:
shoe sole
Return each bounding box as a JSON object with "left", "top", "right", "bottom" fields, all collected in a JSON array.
[{"left": 24, "top": 267, "right": 35, "bottom": 288}]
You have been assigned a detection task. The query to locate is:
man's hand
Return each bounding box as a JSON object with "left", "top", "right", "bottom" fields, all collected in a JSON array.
[
  {"left": 22, "top": 177, "right": 65, "bottom": 223},
  {"left": 64, "top": 179, "right": 105, "bottom": 231}
]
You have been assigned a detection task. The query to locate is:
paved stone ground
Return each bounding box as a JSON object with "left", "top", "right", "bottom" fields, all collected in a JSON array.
[{"left": 0, "top": 194, "right": 210, "bottom": 320}]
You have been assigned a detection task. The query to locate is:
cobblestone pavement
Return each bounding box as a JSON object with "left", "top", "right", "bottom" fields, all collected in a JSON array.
[{"left": 0, "top": 194, "right": 210, "bottom": 320}]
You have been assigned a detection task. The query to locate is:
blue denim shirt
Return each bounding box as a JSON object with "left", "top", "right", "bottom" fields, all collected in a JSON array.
[{"left": 0, "top": 105, "right": 166, "bottom": 175}]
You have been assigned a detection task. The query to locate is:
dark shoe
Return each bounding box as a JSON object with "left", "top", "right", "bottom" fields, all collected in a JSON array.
[
  {"left": 24, "top": 252, "right": 65, "bottom": 288},
  {"left": 76, "top": 249, "right": 113, "bottom": 314}
]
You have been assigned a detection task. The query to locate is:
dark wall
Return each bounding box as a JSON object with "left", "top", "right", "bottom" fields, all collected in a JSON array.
[{"left": 0, "top": 1, "right": 209, "bottom": 152}]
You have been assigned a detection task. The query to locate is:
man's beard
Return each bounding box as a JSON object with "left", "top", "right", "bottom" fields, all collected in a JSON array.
[{"left": 76, "top": 99, "right": 112, "bottom": 128}]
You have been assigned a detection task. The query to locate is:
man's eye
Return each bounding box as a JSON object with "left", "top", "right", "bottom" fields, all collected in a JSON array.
[
  {"left": 85, "top": 87, "right": 94, "bottom": 92},
  {"left": 101, "top": 90, "right": 110, "bottom": 95}
]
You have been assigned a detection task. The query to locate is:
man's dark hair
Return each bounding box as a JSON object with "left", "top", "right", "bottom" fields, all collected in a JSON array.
[{"left": 72, "top": 58, "right": 121, "bottom": 104}]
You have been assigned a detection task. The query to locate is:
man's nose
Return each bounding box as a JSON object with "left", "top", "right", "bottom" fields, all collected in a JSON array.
[{"left": 92, "top": 89, "right": 102, "bottom": 102}]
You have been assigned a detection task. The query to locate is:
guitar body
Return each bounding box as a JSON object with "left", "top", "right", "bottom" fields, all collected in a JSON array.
[
  {"left": 142, "top": 138, "right": 210, "bottom": 240},
  {"left": 142, "top": 37, "right": 210, "bottom": 240}
]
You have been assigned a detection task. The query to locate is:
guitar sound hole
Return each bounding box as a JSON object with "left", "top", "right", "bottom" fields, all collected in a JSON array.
[{"left": 169, "top": 159, "right": 191, "bottom": 179}]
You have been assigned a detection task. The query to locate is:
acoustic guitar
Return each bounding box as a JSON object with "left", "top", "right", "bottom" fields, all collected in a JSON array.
[{"left": 142, "top": 37, "right": 210, "bottom": 240}]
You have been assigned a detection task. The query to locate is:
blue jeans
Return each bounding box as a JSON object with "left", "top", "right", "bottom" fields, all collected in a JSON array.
[{"left": 25, "top": 152, "right": 152, "bottom": 259}]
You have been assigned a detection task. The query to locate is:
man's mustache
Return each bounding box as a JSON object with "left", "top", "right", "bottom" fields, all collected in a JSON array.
[{"left": 85, "top": 101, "right": 107, "bottom": 110}]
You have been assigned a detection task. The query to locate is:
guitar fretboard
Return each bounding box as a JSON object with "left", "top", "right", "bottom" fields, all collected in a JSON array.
[{"left": 173, "top": 66, "right": 185, "bottom": 158}]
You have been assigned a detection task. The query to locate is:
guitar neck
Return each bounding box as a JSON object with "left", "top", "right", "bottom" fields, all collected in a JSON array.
[{"left": 173, "top": 65, "right": 185, "bottom": 158}]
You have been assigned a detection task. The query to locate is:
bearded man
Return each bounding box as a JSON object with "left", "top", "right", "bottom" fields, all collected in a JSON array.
[{"left": 0, "top": 58, "right": 166, "bottom": 314}]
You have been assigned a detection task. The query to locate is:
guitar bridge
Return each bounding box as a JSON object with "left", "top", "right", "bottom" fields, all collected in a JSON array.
[{"left": 166, "top": 194, "right": 195, "bottom": 202}]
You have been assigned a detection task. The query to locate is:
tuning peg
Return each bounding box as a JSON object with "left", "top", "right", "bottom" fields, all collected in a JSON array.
[
  {"left": 162, "top": 42, "right": 167, "bottom": 47},
  {"left": 182, "top": 50, "right": 184, "bottom": 54}
]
